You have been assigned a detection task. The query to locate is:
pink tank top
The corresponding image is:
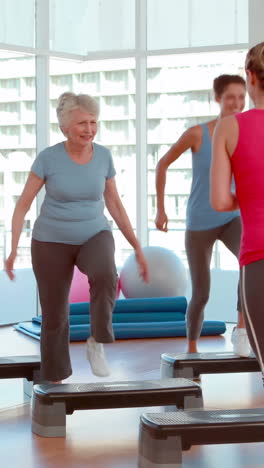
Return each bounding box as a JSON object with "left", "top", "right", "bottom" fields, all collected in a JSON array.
[{"left": 232, "top": 109, "right": 264, "bottom": 266}]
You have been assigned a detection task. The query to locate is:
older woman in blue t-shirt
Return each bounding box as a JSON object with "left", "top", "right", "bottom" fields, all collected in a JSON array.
[{"left": 5, "top": 92, "right": 149, "bottom": 383}]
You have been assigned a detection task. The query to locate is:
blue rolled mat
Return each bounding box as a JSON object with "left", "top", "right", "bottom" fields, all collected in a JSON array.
[
  {"left": 15, "top": 320, "right": 226, "bottom": 341},
  {"left": 32, "top": 311, "right": 186, "bottom": 325},
  {"left": 69, "top": 296, "right": 187, "bottom": 316}
]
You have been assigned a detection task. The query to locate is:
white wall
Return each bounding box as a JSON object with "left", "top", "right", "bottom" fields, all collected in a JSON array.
[
  {"left": 185, "top": 268, "right": 239, "bottom": 323},
  {"left": 0, "top": 266, "right": 238, "bottom": 326},
  {"left": 0, "top": 269, "right": 36, "bottom": 325}
]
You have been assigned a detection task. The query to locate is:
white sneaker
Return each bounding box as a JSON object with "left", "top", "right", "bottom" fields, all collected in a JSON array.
[
  {"left": 231, "top": 327, "right": 252, "bottom": 357},
  {"left": 86, "top": 338, "right": 111, "bottom": 377}
]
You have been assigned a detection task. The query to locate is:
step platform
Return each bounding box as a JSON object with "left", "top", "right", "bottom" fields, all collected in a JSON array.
[
  {"left": 0, "top": 355, "right": 41, "bottom": 397},
  {"left": 160, "top": 351, "right": 260, "bottom": 379},
  {"left": 32, "top": 378, "right": 203, "bottom": 437},
  {"left": 139, "top": 408, "right": 264, "bottom": 467}
]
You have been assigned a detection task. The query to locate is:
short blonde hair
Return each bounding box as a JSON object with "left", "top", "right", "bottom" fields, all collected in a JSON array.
[
  {"left": 245, "top": 42, "right": 264, "bottom": 90},
  {"left": 56, "top": 92, "right": 100, "bottom": 127}
]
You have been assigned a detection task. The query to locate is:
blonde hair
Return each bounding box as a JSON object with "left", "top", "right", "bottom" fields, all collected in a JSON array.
[
  {"left": 245, "top": 41, "right": 264, "bottom": 90},
  {"left": 56, "top": 92, "right": 99, "bottom": 127}
]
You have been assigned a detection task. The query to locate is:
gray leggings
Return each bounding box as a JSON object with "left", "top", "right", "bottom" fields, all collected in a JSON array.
[
  {"left": 241, "top": 260, "right": 264, "bottom": 375},
  {"left": 31, "top": 230, "right": 118, "bottom": 381},
  {"left": 185, "top": 216, "right": 241, "bottom": 340}
]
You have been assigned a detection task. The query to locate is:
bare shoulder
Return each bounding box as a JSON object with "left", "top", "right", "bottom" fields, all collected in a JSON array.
[
  {"left": 187, "top": 124, "right": 203, "bottom": 152},
  {"left": 215, "top": 115, "right": 238, "bottom": 134},
  {"left": 188, "top": 124, "right": 203, "bottom": 138},
  {"left": 214, "top": 115, "right": 239, "bottom": 156}
]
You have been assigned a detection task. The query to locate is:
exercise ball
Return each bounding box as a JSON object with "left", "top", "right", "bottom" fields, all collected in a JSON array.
[
  {"left": 69, "top": 266, "right": 121, "bottom": 303},
  {"left": 120, "top": 246, "right": 187, "bottom": 298}
]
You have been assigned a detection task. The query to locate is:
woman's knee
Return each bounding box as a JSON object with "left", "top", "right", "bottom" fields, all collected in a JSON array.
[
  {"left": 89, "top": 269, "right": 118, "bottom": 290},
  {"left": 190, "top": 291, "right": 210, "bottom": 309}
]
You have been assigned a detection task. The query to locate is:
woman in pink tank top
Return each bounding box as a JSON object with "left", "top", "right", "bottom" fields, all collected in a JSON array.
[{"left": 211, "top": 41, "right": 264, "bottom": 384}]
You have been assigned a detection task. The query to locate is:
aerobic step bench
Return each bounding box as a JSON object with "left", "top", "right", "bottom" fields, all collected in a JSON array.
[
  {"left": 31, "top": 378, "right": 203, "bottom": 437},
  {"left": 160, "top": 351, "right": 260, "bottom": 379},
  {"left": 15, "top": 296, "right": 226, "bottom": 341},
  {"left": 139, "top": 408, "right": 264, "bottom": 467},
  {"left": 0, "top": 355, "right": 41, "bottom": 397}
]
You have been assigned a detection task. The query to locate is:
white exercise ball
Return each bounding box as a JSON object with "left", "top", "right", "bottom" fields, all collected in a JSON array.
[{"left": 120, "top": 246, "right": 187, "bottom": 298}]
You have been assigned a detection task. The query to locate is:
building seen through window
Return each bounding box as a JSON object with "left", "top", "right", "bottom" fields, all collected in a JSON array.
[{"left": 0, "top": 50, "right": 247, "bottom": 270}]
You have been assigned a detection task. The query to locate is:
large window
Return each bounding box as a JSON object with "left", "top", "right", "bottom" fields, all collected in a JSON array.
[
  {"left": 0, "top": 51, "right": 36, "bottom": 269},
  {"left": 147, "top": 0, "right": 248, "bottom": 50},
  {"left": 0, "top": 0, "right": 258, "bottom": 325},
  {"left": 49, "top": 0, "right": 135, "bottom": 54},
  {"left": 0, "top": 0, "right": 35, "bottom": 47},
  {"left": 0, "top": 31, "right": 249, "bottom": 272},
  {"left": 147, "top": 50, "right": 247, "bottom": 268},
  {"left": 49, "top": 57, "right": 136, "bottom": 268}
]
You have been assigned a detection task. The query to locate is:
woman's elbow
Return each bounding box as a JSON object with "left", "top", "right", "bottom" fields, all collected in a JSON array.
[
  {"left": 156, "top": 157, "right": 169, "bottom": 174},
  {"left": 210, "top": 195, "right": 230, "bottom": 212},
  {"left": 213, "top": 203, "right": 229, "bottom": 212}
]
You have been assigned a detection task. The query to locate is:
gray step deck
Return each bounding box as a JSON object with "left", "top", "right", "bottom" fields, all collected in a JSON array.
[
  {"left": 32, "top": 378, "right": 203, "bottom": 437},
  {"left": 161, "top": 351, "right": 260, "bottom": 379},
  {"left": 139, "top": 408, "right": 264, "bottom": 467},
  {"left": 0, "top": 355, "right": 40, "bottom": 380},
  {"left": 0, "top": 355, "right": 41, "bottom": 398}
]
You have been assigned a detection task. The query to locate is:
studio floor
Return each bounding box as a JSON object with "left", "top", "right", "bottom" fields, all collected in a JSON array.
[{"left": 0, "top": 323, "right": 263, "bottom": 468}]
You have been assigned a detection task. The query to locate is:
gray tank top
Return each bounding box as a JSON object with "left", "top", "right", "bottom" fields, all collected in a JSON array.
[{"left": 186, "top": 123, "right": 239, "bottom": 230}]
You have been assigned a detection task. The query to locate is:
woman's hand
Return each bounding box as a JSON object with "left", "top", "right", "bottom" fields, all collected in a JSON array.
[
  {"left": 5, "top": 253, "right": 16, "bottom": 280},
  {"left": 135, "top": 247, "right": 149, "bottom": 283},
  {"left": 155, "top": 210, "right": 168, "bottom": 232}
]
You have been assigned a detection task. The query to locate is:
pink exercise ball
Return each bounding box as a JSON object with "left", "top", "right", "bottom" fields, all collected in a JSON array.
[{"left": 69, "top": 266, "right": 121, "bottom": 303}]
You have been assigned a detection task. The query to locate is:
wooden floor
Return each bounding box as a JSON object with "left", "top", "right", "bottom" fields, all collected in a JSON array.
[{"left": 0, "top": 324, "right": 263, "bottom": 468}]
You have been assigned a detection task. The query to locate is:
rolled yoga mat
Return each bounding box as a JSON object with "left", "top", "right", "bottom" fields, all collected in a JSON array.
[
  {"left": 14, "top": 296, "right": 226, "bottom": 341},
  {"left": 15, "top": 320, "right": 226, "bottom": 341},
  {"left": 69, "top": 296, "right": 188, "bottom": 315},
  {"left": 32, "top": 311, "right": 186, "bottom": 325}
]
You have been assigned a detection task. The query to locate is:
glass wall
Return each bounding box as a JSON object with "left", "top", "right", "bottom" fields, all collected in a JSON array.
[
  {"left": 0, "top": 0, "right": 35, "bottom": 47},
  {"left": 147, "top": 0, "right": 248, "bottom": 50},
  {"left": 0, "top": 0, "right": 255, "bottom": 322},
  {"left": 49, "top": 57, "right": 136, "bottom": 267},
  {"left": 49, "top": 0, "right": 135, "bottom": 54},
  {"left": 0, "top": 51, "right": 36, "bottom": 270},
  {"left": 147, "top": 49, "right": 247, "bottom": 268}
]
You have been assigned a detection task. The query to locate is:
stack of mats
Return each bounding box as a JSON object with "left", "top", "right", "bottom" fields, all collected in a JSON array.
[{"left": 14, "top": 296, "right": 226, "bottom": 341}]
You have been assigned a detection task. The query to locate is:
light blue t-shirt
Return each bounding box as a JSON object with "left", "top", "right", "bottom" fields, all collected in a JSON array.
[
  {"left": 31, "top": 142, "right": 116, "bottom": 244},
  {"left": 186, "top": 123, "right": 240, "bottom": 230}
]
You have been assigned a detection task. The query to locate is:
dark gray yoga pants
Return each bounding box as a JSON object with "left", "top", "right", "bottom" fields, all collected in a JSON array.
[
  {"left": 241, "top": 260, "right": 264, "bottom": 376},
  {"left": 185, "top": 216, "right": 241, "bottom": 340},
  {"left": 31, "top": 230, "right": 118, "bottom": 381}
]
